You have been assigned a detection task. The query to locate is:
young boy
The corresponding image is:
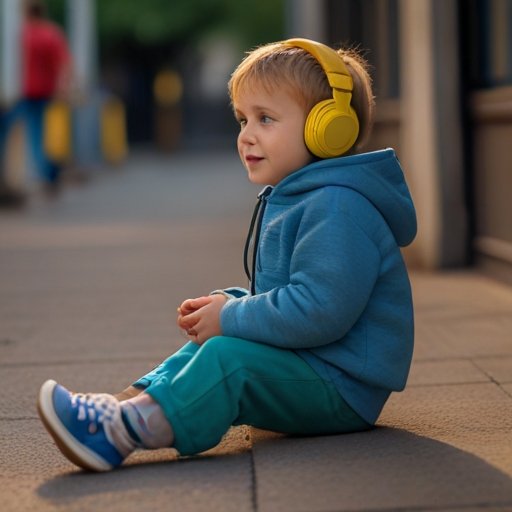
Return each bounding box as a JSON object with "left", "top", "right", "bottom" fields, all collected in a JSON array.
[{"left": 37, "top": 38, "right": 417, "bottom": 472}]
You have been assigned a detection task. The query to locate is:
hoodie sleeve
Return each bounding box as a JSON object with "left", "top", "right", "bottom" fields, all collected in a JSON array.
[
  {"left": 219, "top": 200, "right": 381, "bottom": 349},
  {"left": 210, "top": 287, "right": 250, "bottom": 300}
]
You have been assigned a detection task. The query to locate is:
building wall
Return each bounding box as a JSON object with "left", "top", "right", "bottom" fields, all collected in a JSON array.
[
  {"left": 461, "top": 0, "right": 512, "bottom": 285},
  {"left": 471, "top": 86, "right": 512, "bottom": 285},
  {"left": 325, "top": 0, "right": 469, "bottom": 270}
]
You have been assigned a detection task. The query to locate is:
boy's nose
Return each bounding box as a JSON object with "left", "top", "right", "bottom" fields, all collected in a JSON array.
[{"left": 238, "top": 124, "right": 256, "bottom": 145}]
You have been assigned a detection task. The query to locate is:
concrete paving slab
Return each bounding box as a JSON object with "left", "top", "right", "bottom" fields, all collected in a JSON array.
[
  {"left": 378, "top": 382, "right": 512, "bottom": 477},
  {"left": 0, "top": 150, "right": 257, "bottom": 369},
  {"left": 413, "top": 312, "right": 512, "bottom": 360},
  {"left": 410, "top": 271, "right": 512, "bottom": 319},
  {"left": 431, "top": 508, "right": 512, "bottom": 512},
  {"left": 0, "top": 222, "right": 247, "bottom": 298},
  {"left": 502, "top": 383, "right": 512, "bottom": 397},
  {"left": 0, "top": 150, "right": 257, "bottom": 226},
  {"left": 407, "top": 359, "right": 490, "bottom": 386},
  {"left": 0, "top": 298, "right": 183, "bottom": 366},
  {"left": 473, "top": 356, "right": 512, "bottom": 384},
  {"left": 1, "top": 419, "right": 246, "bottom": 478},
  {"left": 0, "top": 219, "right": 250, "bottom": 365},
  {"left": 252, "top": 428, "right": 512, "bottom": 512},
  {"left": 0, "top": 361, "right": 158, "bottom": 419},
  {"left": 1, "top": 419, "right": 77, "bottom": 478},
  {"left": 0, "top": 328, "right": 183, "bottom": 370},
  {"left": 410, "top": 272, "right": 512, "bottom": 361},
  {"left": 1, "top": 421, "right": 253, "bottom": 512}
]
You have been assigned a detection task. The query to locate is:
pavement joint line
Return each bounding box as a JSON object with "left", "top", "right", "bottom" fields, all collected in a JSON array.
[
  {"left": 407, "top": 379, "right": 493, "bottom": 388},
  {"left": 415, "top": 310, "right": 512, "bottom": 322},
  {"left": 0, "top": 357, "right": 161, "bottom": 369},
  {"left": 472, "top": 354, "right": 512, "bottom": 361},
  {"left": 5, "top": 354, "right": 512, "bottom": 370},
  {"left": 1, "top": 417, "right": 39, "bottom": 422},
  {"left": 318, "top": 501, "right": 512, "bottom": 512},
  {"left": 499, "top": 385, "right": 512, "bottom": 399},
  {"left": 469, "top": 358, "right": 512, "bottom": 395},
  {"left": 470, "top": 358, "right": 505, "bottom": 387},
  {"left": 412, "top": 356, "right": 481, "bottom": 363},
  {"left": 412, "top": 356, "right": 476, "bottom": 362},
  {"left": 412, "top": 354, "right": 512, "bottom": 363},
  {"left": 249, "top": 450, "right": 258, "bottom": 512}
]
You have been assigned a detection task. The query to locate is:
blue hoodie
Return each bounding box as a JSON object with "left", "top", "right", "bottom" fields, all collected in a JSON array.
[{"left": 218, "top": 148, "right": 417, "bottom": 424}]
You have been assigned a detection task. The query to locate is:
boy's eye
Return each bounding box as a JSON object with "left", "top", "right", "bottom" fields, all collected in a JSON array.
[
  {"left": 237, "top": 118, "right": 247, "bottom": 127},
  {"left": 261, "top": 115, "right": 271, "bottom": 124}
]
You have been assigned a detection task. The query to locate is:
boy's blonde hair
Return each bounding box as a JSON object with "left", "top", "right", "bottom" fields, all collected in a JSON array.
[{"left": 228, "top": 41, "right": 375, "bottom": 155}]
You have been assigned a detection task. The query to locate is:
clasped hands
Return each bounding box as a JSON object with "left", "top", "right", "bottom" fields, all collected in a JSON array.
[{"left": 177, "top": 294, "right": 227, "bottom": 345}]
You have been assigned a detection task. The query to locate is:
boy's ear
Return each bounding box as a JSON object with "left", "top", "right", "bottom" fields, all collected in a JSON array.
[{"left": 284, "top": 38, "right": 359, "bottom": 158}]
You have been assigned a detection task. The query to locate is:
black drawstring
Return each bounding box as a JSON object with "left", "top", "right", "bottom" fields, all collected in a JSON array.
[
  {"left": 243, "top": 186, "right": 272, "bottom": 294},
  {"left": 243, "top": 201, "right": 261, "bottom": 282}
]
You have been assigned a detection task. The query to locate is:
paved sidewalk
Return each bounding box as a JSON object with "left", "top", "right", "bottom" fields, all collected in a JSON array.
[{"left": 1, "top": 150, "right": 512, "bottom": 512}]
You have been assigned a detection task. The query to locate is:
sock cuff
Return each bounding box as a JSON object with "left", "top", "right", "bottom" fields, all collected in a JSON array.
[{"left": 121, "top": 405, "right": 142, "bottom": 444}]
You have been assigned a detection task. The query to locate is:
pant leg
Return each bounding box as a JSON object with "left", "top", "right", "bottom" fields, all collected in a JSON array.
[
  {"left": 25, "top": 99, "right": 60, "bottom": 183},
  {"left": 145, "top": 336, "right": 371, "bottom": 456},
  {"left": 0, "top": 102, "right": 24, "bottom": 166},
  {"left": 132, "top": 341, "right": 200, "bottom": 389}
]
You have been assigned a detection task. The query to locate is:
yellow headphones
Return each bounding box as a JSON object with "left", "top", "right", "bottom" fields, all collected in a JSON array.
[{"left": 284, "top": 38, "right": 359, "bottom": 158}]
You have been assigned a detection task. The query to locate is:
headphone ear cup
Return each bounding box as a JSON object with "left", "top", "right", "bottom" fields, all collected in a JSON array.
[{"left": 304, "top": 99, "right": 359, "bottom": 158}]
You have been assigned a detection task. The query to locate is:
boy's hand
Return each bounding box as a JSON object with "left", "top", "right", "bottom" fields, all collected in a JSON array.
[
  {"left": 178, "top": 296, "right": 211, "bottom": 318},
  {"left": 177, "top": 296, "right": 210, "bottom": 336},
  {"left": 177, "top": 295, "right": 227, "bottom": 345}
]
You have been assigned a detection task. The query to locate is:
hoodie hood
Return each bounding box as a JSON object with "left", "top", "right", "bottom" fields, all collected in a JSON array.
[{"left": 270, "top": 148, "right": 417, "bottom": 247}]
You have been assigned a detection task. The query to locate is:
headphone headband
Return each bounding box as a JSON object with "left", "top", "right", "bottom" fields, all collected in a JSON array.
[{"left": 283, "top": 38, "right": 353, "bottom": 92}]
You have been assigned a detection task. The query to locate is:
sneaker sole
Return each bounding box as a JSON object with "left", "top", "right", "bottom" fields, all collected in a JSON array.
[{"left": 37, "top": 379, "right": 113, "bottom": 472}]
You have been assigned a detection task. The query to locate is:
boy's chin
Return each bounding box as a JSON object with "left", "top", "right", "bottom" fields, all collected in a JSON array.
[
  {"left": 247, "top": 175, "right": 264, "bottom": 186},
  {"left": 247, "top": 172, "right": 275, "bottom": 187}
]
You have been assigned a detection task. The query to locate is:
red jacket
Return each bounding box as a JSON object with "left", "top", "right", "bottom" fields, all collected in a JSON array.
[{"left": 22, "top": 19, "right": 71, "bottom": 99}]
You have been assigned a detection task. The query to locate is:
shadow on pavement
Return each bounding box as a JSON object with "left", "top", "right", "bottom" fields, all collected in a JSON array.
[
  {"left": 36, "top": 452, "right": 253, "bottom": 512},
  {"left": 252, "top": 427, "right": 512, "bottom": 511},
  {"left": 34, "top": 427, "right": 512, "bottom": 511}
]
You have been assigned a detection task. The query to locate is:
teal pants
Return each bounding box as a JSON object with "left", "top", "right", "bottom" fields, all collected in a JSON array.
[{"left": 133, "top": 337, "right": 371, "bottom": 455}]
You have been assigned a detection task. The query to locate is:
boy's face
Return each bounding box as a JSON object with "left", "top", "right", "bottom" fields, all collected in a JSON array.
[{"left": 234, "top": 88, "right": 314, "bottom": 187}]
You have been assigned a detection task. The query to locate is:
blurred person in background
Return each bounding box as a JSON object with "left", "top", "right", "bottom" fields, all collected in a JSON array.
[{"left": 0, "top": 0, "right": 73, "bottom": 194}]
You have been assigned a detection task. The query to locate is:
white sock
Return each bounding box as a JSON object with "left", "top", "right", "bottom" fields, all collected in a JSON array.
[{"left": 120, "top": 393, "right": 174, "bottom": 449}]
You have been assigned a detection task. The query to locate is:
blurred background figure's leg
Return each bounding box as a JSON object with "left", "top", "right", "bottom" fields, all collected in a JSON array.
[{"left": 0, "top": 0, "right": 24, "bottom": 205}]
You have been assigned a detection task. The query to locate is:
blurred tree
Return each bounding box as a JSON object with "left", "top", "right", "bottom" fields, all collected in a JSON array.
[
  {"left": 45, "top": 0, "right": 65, "bottom": 25},
  {"left": 46, "top": 0, "right": 284, "bottom": 51},
  {"left": 45, "top": 0, "right": 284, "bottom": 145}
]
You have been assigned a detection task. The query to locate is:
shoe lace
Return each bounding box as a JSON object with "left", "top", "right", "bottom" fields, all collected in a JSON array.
[{"left": 71, "top": 392, "right": 139, "bottom": 456}]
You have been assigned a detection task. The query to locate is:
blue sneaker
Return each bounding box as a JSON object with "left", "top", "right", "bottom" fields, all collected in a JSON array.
[{"left": 37, "top": 379, "right": 139, "bottom": 471}]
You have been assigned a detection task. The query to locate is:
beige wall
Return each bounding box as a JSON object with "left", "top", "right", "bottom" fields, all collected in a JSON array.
[
  {"left": 471, "top": 86, "right": 512, "bottom": 285},
  {"left": 367, "top": 0, "right": 467, "bottom": 270},
  {"left": 366, "top": 99, "right": 400, "bottom": 156}
]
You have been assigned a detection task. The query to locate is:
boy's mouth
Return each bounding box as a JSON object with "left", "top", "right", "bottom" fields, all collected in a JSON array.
[{"left": 245, "top": 155, "right": 264, "bottom": 164}]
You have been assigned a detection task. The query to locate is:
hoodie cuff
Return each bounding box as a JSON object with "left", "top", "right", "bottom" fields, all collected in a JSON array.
[{"left": 209, "top": 290, "right": 236, "bottom": 301}]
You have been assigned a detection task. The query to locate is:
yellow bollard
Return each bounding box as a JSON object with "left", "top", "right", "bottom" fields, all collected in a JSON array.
[
  {"left": 101, "top": 97, "right": 128, "bottom": 164},
  {"left": 43, "top": 100, "right": 72, "bottom": 162},
  {"left": 153, "top": 70, "right": 183, "bottom": 151}
]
